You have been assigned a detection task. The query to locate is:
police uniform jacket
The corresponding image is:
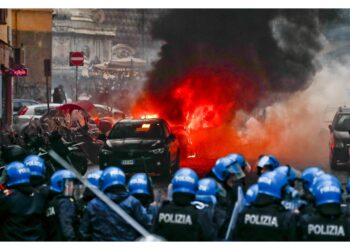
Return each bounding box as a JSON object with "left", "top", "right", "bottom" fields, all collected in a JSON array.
[
  {"left": 79, "top": 192, "right": 149, "bottom": 241},
  {"left": 46, "top": 194, "right": 79, "bottom": 241},
  {"left": 234, "top": 194, "right": 298, "bottom": 241},
  {"left": 153, "top": 199, "right": 217, "bottom": 241},
  {"left": 0, "top": 184, "right": 46, "bottom": 241},
  {"left": 298, "top": 205, "right": 350, "bottom": 241}
]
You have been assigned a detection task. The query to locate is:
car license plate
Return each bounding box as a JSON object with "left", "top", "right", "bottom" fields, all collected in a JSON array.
[{"left": 121, "top": 160, "right": 135, "bottom": 165}]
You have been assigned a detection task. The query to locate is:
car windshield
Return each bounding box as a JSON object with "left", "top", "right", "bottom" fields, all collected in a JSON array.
[
  {"left": 109, "top": 122, "right": 163, "bottom": 139},
  {"left": 335, "top": 114, "right": 350, "bottom": 131}
]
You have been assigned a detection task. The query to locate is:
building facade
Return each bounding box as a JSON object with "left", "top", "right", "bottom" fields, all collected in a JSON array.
[{"left": 0, "top": 9, "right": 52, "bottom": 128}]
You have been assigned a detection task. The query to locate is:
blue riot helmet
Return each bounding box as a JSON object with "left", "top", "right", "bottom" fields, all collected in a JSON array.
[
  {"left": 257, "top": 171, "right": 288, "bottom": 199},
  {"left": 274, "top": 165, "right": 299, "bottom": 186},
  {"left": 50, "top": 170, "right": 77, "bottom": 195},
  {"left": 196, "top": 178, "right": 218, "bottom": 205},
  {"left": 172, "top": 168, "right": 198, "bottom": 195},
  {"left": 313, "top": 179, "right": 342, "bottom": 206},
  {"left": 23, "top": 155, "right": 46, "bottom": 177},
  {"left": 227, "top": 154, "right": 252, "bottom": 173},
  {"left": 87, "top": 170, "right": 103, "bottom": 189},
  {"left": 311, "top": 174, "right": 342, "bottom": 195},
  {"left": 100, "top": 167, "right": 126, "bottom": 192},
  {"left": 256, "top": 155, "right": 280, "bottom": 176},
  {"left": 5, "top": 161, "right": 31, "bottom": 187},
  {"left": 300, "top": 167, "right": 324, "bottom": 193},
  {"left": 212, "top": 156, "right": 245, "bottom": 182},
  {"left": 245, "top": 184, "right": 259, "bottom": 205},
  {"left": 128, "top": 173, "right": 153, "bottom": 196}
]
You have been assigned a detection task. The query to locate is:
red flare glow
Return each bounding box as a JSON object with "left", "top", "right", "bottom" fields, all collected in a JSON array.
[{"left": 132, "top": 66, "right": 261, "bottom": 173}]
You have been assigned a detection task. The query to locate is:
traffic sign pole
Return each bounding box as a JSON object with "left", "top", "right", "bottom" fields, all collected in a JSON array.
[
  {"left": 69, "top": 52, "right": 84, "bottom": 101},
  {"left": 75, "top": 66, "right": 78, "bottom": 101}
]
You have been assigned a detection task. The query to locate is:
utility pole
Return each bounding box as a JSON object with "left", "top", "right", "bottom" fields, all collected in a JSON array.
[{"left": 44, "top": 59, "right": 51, "bottom": 113}]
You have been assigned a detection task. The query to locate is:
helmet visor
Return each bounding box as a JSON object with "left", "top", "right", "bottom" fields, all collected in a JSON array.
[
  {"left": 227, "top": 162, "right": 245, "bottom": 180},
  {"left": 63, "top": 179, "right": 79, "bottom": 197}
]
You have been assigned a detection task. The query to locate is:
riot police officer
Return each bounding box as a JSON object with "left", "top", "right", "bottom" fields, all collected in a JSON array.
[
  {"left": 79, "top": 167, "right": 149, "bottom": 241},
  {"left": 0, "top": 161, "right": 46, "bottom": 240},
  {"left": 256, "top": 154, "right": 280, "bottom": 176},
  {"left": 153, "top": 168, "right": 216, "bottom": 241},
  {"left": 234, "top": 171, "right": 298, "bottom": 241},
  {"left": 299, "top": 167, "right": 325, "bottom": 214},
  {"left": 128, "top": 173, "right": 158, "bottom": 226},
  {"left": 298, "top": 177, "right": 350, "bottom": 241},
  {"left": 23, "top": 154, "right": 49, "bottom": 196},
  {"left": 76, "top": 170, "right": 103, "bottom": 216},
  {"left": 193, "top": 177, "right": 219, "bottom": 239},
  {"left": 46, "top": 170, "right": 80, "bottom": 241},
  {"left": 207, "top": 155, "right": 246, "bottom": 239}
]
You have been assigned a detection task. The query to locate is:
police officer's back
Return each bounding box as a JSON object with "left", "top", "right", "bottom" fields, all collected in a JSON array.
[
  {"left": 79, "top": 167, "right": 149, "bottom": 241},
  {"left": 298, "top": 176, "right": 350, "bottom": 241},
  {"left": 24, "top": 155, "right": 50, "bottom": 197},
  {"left": 234, "top": 171, "right": 298, "bottom": 241},
  {"left": 153, "top": 168, "right": 216, "bottom": 241},
  {"left": 46, "top": 170, "right": 79, "bottom": 241},
  {"left": 128, "top": 173, "right": 159, "bottom": 226},
  {"left": 0, "top": 162, "right": 46, "bottom": 241}
]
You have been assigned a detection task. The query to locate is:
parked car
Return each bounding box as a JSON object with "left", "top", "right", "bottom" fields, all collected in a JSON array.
[
  {"left": 329, "top": 106, "right": 350, "bottom": 170},
  {"left": 13, "top": 99, "right": 39, "bottom": 115},
  {"left": 13, "top": 103, "right": 62, "bottom": 133},
  {"left": 99, "top": 118, "right": 180, "bottom": 179}
]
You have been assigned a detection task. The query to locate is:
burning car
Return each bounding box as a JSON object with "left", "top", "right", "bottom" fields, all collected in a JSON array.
[{"left": 99, "top": 118, "right": 180, "bottom": 179}]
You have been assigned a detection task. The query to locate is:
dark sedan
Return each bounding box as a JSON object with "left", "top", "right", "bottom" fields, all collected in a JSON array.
[{"left": 99, "top": 118, "right": 180, "bottom": 179}]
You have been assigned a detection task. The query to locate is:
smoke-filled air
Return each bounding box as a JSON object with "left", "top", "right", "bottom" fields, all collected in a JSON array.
[{"left": 131, "top": 9, "right": 347, "bottom": 170}]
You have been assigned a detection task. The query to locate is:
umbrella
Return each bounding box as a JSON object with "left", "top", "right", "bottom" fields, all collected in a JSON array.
[{"left": 57, "top": 100, "right": 95, "bottom": 114}]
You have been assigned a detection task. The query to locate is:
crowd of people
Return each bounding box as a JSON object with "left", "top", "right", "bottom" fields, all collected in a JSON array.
[{"left": 0, "top": 149, "right": 350, "bottom": 241}]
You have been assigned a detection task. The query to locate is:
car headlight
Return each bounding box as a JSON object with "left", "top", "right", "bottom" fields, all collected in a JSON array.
[
  {"left": 335, "top": 140, "right": 344, "bottom": 148},
  {"left": 150, "top": 148, "right": 165, "bottom": 154}
]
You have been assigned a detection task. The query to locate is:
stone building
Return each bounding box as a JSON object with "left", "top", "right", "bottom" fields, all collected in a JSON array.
[{"left": 52, "top": 9, "right": 165, "bottom": 103}]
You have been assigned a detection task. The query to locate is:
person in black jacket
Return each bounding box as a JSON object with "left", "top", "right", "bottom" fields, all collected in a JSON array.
[
  {"left": 234, "top": 171, "right": 298, "bottom": 241},
  {"left": 45, "top": 169, "right": 79, "bottom": 241},
  {"left": 153, "top": 168, "right": 216, "bottom": 241},
  {"left": 0, "top": 161, "right": 46, "bottom": 241}
]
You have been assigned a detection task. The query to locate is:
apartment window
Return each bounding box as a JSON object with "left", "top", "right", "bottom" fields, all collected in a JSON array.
[{"left": 0, "top": 9, "right": 7, "bottom": 25}]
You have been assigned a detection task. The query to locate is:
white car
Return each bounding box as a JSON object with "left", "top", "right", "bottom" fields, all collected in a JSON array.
[{"left": 13, "top": 103, "right": 62, "bottom": 133}]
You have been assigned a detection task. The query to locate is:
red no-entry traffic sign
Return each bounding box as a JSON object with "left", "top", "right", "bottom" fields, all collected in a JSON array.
[{"left": 69, "top": 52, "right": 84, "bottom": 66}]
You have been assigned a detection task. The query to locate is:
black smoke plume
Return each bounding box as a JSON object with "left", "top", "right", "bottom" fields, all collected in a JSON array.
[{"left": 146, "top": 9, "right": 342, "bottom": 101}]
